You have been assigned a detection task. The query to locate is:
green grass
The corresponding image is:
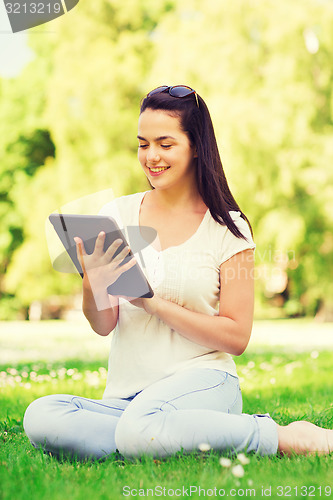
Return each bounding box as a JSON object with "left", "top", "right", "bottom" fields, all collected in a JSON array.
[{"left": 1, "top": 324, "right": 333, "bottom": 500}]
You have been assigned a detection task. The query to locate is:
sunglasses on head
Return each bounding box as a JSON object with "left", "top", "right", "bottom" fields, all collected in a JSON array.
[{"left": 146, "top": 85, "right": 199, "bottom": 108}]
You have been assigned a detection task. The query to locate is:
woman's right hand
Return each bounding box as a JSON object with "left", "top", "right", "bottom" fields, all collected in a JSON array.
[{"left": 74, "top": 232, "right": 137, "bottom": 294}]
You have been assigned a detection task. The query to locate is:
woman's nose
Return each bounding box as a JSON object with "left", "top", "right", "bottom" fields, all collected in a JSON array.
[{"left": 146, "top": 148, "right": 160, "bottom": 162}]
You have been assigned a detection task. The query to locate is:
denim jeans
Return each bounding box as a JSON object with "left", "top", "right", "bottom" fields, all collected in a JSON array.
[{"left": 23, "top": 368, "right": 278, "bottom": 460}]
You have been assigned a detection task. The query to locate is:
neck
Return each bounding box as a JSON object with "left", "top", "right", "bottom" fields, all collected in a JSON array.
[{"left": 150, "top": 184, "right": 206, "bottom": 213}]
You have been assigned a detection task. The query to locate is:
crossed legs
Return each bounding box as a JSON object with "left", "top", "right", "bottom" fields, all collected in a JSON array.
[
  {"left": 24, "top": 368, "right": 331, "bottom": 461},
  {"left": 23, "top": 369, "right": 279, "bottom": 460}
]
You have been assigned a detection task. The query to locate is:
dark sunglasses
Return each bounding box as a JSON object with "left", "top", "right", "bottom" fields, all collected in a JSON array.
[{"left": 146, "top": 85, "right": 199, "bottom": 108}]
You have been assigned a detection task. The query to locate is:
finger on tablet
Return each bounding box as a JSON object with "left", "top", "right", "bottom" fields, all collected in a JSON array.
[
  {"left": 94, "top": 231, "right": 106, "bottom": 254},
  {"left": 105, "top": 238, "right": 124, "bottom": 260},
  {"left": 114, "top": 245, "right": 131, "bottom": 263},
  {"left": 119, "top": 255, "right": 137, "bottom": 272}
]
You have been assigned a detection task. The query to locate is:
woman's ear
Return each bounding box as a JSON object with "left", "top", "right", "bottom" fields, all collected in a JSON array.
[{"left": 193, "top": 146, "right": 198, "bottom": 158}]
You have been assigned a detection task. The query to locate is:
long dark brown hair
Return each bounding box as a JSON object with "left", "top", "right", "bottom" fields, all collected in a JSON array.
[{"left": 140, "top": 88, "right": 253, "bottom": 241}]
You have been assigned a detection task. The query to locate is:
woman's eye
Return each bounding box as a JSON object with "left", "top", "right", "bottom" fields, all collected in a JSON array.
[
  {"left": 138, "top": 144, "right": 148, "bottom": 149},
  {"left": 161, "top": 145, "right": 171, "bottom": 149}
]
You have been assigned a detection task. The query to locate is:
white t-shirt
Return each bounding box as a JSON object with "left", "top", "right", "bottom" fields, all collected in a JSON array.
[{"left": 99, "top": 191, "right": 256, "bottom": 399}]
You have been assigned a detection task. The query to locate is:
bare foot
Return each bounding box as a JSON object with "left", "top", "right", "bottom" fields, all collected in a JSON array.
[{"left": 277, "top": 421, "right": 333, "bottom": 456}]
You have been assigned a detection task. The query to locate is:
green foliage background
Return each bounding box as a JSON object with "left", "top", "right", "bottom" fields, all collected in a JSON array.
[{"left": 1, "top": 0, "right": 332, "bottom": 320}]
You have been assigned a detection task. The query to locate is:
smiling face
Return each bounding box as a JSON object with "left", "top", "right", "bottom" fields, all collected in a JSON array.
[{"left": 137, "top": 109, "right": 197, "bottom": 191}]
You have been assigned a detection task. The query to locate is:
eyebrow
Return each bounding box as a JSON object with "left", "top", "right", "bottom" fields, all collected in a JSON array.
[{"left": 137, "top": 135, "right": 176, "bottom": 141}]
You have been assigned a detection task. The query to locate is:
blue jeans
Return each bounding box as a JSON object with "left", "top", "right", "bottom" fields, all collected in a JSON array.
[{"left": 23, "top": 368, "right": 278, "bottom": 460}]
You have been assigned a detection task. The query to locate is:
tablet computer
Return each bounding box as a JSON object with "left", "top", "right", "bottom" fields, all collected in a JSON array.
[{"left": 49, "top": 213, "right": 154, "bottom": 298}]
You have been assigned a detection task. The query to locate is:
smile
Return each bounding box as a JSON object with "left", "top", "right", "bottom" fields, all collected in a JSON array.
[{"left": 148, "top": 166, "right": 170, "bottom": 173}]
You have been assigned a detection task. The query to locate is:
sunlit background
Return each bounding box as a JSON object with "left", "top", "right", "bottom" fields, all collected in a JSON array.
[{"left": 0, "top": 0, "right": 332, "bottom": 322}]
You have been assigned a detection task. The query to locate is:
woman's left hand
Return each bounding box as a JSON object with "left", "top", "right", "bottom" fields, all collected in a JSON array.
[{"left": 115, "top": 294, "right": 160, "bottom": 315}]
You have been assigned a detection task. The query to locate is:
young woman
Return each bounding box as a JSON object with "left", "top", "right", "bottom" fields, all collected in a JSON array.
[{"left": 23, "top": 86, "right": 332, "bottom": 460}]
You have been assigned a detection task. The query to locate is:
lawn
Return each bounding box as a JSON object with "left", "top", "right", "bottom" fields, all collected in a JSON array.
[{"left": 0, "top": 319, "right": 332, "bottom": 500}]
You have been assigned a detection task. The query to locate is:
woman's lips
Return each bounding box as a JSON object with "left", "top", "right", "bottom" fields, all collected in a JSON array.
[{"left": 147, "top": 166, "right": 170, "bottom": 176}]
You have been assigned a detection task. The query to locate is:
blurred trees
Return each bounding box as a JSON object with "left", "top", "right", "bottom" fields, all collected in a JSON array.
[
  {"left": 0, "top": 31, "right": 56, "bottom": 318},
  {"left": 0, "top": 0, "right": 332, "bottom": 319}
]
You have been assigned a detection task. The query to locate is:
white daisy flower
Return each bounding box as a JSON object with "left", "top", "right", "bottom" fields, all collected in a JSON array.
[
  {"left": 198, "top": 442, "right": 211, "bottom": 452},
  {"left": 232, "top": 464, "right": 245, "bottom": 478},
  {"left": 219, "top": 457, "right": 232, "bottom": 468},
  {"left": 237, "top": 453, "right": 250, "bottom": 465}
]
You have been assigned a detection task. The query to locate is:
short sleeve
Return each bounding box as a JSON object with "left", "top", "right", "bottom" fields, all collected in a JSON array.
[{"left": 218, "top": 211, "right": 255, "bottom": 266}]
